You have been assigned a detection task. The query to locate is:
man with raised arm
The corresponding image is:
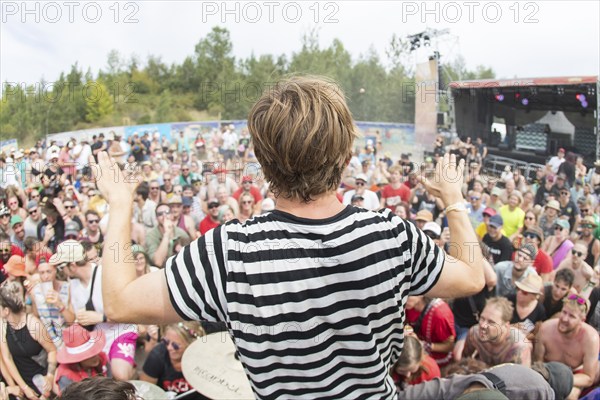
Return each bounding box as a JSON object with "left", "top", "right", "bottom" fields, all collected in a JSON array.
[{"left": 93, "top": 76, "right": 484, "bottom": 399}]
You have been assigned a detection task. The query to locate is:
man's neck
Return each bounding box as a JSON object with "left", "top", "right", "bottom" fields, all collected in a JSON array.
[
  {"left": 77, "top": 265, "right": 93, "bottom": 286},
  {"left": 275, "top": 192, "right": 344, "bottom": 220}
]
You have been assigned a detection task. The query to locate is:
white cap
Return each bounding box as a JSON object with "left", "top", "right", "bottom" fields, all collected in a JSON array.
[{"left": 422, "top": 221, "right": 442, "bottom": 237}]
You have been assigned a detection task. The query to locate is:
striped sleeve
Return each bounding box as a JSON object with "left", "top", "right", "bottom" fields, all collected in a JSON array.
[
  {"left": 404, "top": 219, "right": 445, "bottom": 295},
  {"left": 165, "top": 226, "right": 229, "bottom": 322}
]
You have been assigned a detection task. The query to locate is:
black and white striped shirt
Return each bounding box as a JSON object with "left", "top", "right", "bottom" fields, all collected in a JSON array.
[{"left": 166, "top": 206, "right": 444, "bottom": 399}]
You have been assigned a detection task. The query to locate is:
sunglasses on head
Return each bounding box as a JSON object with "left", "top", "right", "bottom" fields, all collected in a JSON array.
[
  {"left": 571, "top": 250, "right": 584, "bottom": 257},
  {"left": 566, "top": 294, "right": 589, "bottom": 312},
  {"left": 161, "top": 338, "right": 181, "bottom": 351}
]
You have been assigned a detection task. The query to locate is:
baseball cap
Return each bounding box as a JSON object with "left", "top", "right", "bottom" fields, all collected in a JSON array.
[
  {"left": 4, "top": 255, "right": 27, "bottom": 278},
  {"left": 64, "top": 220, "right": 81, "bottom": 237},
  {"left": 483, "top": 207, "right": 497, "bottom": 217},
  {"left": 554, "top": 219, "right": 570, "bottom": 231},
  {"left": 491, "top": 187, "right": 502, "bottom": 197},
  {"left": 524, "top": 226, "right": 544, "bottom": 242},
  {"left": 489, "top": 214, "right": 503, "bottom": 228},
  {"left": 519, "top": 242, "right": 538, "bottom": 260},
  {"left": 10, "top": 215, "right": 23, "bottom": 227},
  {"left": 422, "top": 222, "right": 442, "bottom": 237},
  {"left": 207, "top": 198, "right": 220, "bottom": 208},
  {"left": 558, "top": 148, "right": 565, "bottom": 153},
  {"left": 182, "top": 196, "right": 193, "bottom": 207},
  {"left": 0, "top": 207, "right": 9, "bottom": 217},
  {"left": 241, "top": 176, "right": 253, "bottom": 183},
  {"left": 415, "top": 210, "right": 433, "bottom": 222},
  {"left": 49, "top": 240, "right": 85, "bottom": 264},
  {"left": 354, "top": 173, "right": 368, "bottom": 183},
  {"left": 27, "top": 200, "right": 38, "bottom": 210}
]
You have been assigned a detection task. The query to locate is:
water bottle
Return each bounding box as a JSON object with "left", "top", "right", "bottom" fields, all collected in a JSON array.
[{"left": 32, "top": 373, "right": 46, "bottom": 396}]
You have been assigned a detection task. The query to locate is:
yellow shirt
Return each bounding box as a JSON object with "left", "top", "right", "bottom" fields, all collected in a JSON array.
[{"left": 499, "top": 205, "right": 525, "bottom": 237}]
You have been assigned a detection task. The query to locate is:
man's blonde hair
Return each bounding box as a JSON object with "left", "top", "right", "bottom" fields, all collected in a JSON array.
[{"left": 248, "top": 76, "right": 358, "bottom": 202}]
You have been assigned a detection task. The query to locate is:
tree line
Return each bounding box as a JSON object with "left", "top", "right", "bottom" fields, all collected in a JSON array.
[{"left": 1, "top": 27, "right": 494, "bottom": 143}]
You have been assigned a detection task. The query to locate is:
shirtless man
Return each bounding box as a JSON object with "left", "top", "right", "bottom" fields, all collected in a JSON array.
[
  {"left": 534, "top": 295, "right": 599, "bottom": 399},
  {"left": 556, "top": 241, "right": 596, "bottom": 297},
  {"left": 462, "top": 297, "right": 532, "bottom": 367}
]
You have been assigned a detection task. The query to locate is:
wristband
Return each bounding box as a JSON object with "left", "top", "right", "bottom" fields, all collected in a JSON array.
[
  {"left": 445, "top": 201, "right": 468, "bottom": 214},
  {"left": 424, "top": 341, "right": 433, "bottom": 354}
]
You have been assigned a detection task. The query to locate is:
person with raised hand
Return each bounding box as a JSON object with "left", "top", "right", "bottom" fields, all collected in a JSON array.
[{"left": 91, "top": 76, "right": 484, "bottom": 399}]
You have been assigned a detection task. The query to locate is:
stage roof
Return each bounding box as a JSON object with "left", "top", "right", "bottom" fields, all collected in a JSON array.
[{"left": 449, "top": 76, "right": 598, "bottom": 89}]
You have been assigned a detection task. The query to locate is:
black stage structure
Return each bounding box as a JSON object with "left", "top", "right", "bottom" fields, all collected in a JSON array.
[{"left": 449, "top": 76, "right": 599, "bottom": 164}]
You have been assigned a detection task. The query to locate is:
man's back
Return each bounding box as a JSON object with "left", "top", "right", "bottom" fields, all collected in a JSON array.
[{"left": 165, "top": 206, "right": 444, "bottom": 399}]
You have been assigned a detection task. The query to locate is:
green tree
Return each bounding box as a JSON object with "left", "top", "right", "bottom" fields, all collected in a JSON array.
[
  {"left": 85, "top": 81, "right": 114, "bottom": 122},
  {"left": 154, "top": 89, "right": 173, "bottom": 123}
]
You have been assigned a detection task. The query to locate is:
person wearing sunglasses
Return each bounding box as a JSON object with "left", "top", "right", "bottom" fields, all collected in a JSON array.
[
  {"left": 23, "top": 200, "right": 43, "bottom": 239},
  {"left": 522, "top": 226, "right": 553, "bottom": 283},
  {"left": 576, "top": 215, "right": 600, "bottom": 268},
  {"left": 556, "top": 187, "right": 580, "bottom": 236},
  {"left": 198, "top": 198, "right": 221, "bottom": 236},
  {"left": 146, "top": 203, "right": 190, "bottom": 268},
  {"left": 140, "top": 322, "right": 205, "bottom": 399},
  {"left": 494, "top": 243, "right": 538, "bottom": 299},
  {"left": 539, "top": 199, "right": 561, "bottom": 240},
  {"left": 542, "top": 219, "right": 574, "bottom": 270},
  {"left": 508, "top": 273, "right": 546, "bottom": 333},
  {"left": 535, "top": 294, "right": 599, "bottom": 399},
  {"left": 555, "top": 242, "right": 597, "bottom": 296}
]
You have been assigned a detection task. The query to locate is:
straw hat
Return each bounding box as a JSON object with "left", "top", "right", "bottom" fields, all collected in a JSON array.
[
  {"left": 515, "top": 273, "right": 543, "bottom": 294},
  {"left": 182, "top": 333, "right": 253, "bottom": 400}
]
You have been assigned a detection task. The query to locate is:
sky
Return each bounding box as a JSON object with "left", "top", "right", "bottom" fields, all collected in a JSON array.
[{"left": 1, "top": 0, "right": 599, "bottom": 88}]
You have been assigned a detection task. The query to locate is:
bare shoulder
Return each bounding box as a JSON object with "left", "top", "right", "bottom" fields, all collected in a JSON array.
[
  {"left": 582, "top": 323, "right": 600, "bottom": 346},
  {"left": 539, "top": 319, "right": 557, "bottom": 336}
]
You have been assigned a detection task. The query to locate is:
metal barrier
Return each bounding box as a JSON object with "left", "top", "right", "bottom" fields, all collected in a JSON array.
[{"left": 483, "top": 155, "right": 544, "bottom": 183}]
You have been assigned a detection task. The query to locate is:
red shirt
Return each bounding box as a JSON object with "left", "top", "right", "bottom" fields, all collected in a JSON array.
[
  {"left": 534, "top": 249, "right": 553, "bottom": 275},
  {"left": 381, "top": 184, "right": 411, "bottom": 210},
  {"left": 199, "top": 216, "right": 220, "bottom": 236},
  {"left": 406, "top": 299, "right": 456, "bottom": 367}
]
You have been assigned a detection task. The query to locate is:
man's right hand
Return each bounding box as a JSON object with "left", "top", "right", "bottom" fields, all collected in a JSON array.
[{"left": 420, "top": 153, "right": 465, "bottom": 207}]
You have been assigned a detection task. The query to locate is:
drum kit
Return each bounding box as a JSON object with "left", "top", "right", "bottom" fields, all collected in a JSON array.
[{"left": 131, "top": 332, "right": 254, "bottom": 400}]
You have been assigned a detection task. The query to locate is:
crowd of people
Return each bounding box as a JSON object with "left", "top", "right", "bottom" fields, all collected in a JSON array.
[{"left": 0, "top": 76, "right": 598, "bottom": 399}]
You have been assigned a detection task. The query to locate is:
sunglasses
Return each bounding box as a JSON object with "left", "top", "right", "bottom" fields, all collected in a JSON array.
[
  {"left": 208, "top": 204, "right": 220, "bottom": 209},
  {"left": 523, "top": 232, "right": 540, "bottom": 240},
  {"left": 87, "top": 219, "right": 99, "bottom": 224},
  {"left": 0, "top": 214, "right": 10, "bottom": 218},
  {"left": 29, "top": 209, "right": 38, "bottom": 213},
  {"left": 470, "top": 197, "right": 481, "bottom": 201},
  {"left": 161, "top": 338, "right": 181, "bottom": 351},
  {"left": 571, "top": 250, "right": 584, "bottom": 257},
  {"left": 554, "top": 226, "right": 564, "bottom": 231},
  {"left": 560, "top": 192, "right": 569, "bottom": 196},
  {"left": 150, "top": 187, "right": 160, "bottom": 190},
  {"left": 64, "top": 205, "right": 75, "bottom": 209},
  {"left": 8, "top": 202, "right": 18, "bottom": 206},
  {"left": 580, "top": 209, "right": 589, "bottom": 213},
  {"left": 156, "top": 211, "right": 171, "bottom": 217},
  {"left": 356, "top": 182, "right": 366, "bottom": 186},
  {"left": 581, "top": 224, "right": 594, "bottom": 229},
  {"left": 566, "top": 294, "right": 589, "bottom": 313}
]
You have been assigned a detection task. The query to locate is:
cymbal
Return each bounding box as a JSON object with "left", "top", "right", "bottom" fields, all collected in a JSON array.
[{"left": 182, "top": 332, "right": 254, "bottom": 400}]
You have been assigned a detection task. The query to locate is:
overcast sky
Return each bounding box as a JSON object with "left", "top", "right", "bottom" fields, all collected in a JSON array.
[{"left": 1, "top": 0, "right": 599, "bottom": 87}]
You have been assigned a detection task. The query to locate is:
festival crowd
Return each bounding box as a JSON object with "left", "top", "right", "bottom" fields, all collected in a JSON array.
[{"left": 0, "top": 125, "right": 598, "bottom": 399}]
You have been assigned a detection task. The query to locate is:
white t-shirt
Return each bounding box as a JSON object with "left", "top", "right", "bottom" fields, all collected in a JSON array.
[{"left": 342, "top": 189, "right": 381, "bottom": 210}]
